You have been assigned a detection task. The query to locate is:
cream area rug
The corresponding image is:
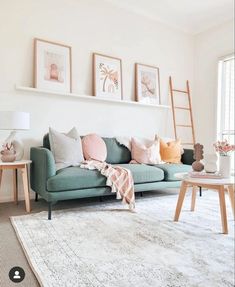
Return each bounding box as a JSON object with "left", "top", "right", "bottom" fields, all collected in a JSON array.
[{"left": 11, "top": 191, "right": 234, "bottom": 287}]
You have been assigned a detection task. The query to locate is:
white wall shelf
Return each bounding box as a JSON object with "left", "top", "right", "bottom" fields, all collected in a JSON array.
[{"left": 15, "top": 86, "right": 171, "bottom": 109}]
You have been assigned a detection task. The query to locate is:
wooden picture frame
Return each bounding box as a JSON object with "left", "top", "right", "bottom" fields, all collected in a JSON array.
[
  {"left": 34, "top": 38, "right": 72, "bottom": 93},
  {"left": 135, "top": 63, "right": 161, "bottom": 105},
  {"left": 93, "top": 53, "right": 123, "bottom": 100}
]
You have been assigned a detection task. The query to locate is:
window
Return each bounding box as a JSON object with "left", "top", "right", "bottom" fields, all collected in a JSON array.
[{"left": 217, "top": 54, "right": 234, "bottom": 171}]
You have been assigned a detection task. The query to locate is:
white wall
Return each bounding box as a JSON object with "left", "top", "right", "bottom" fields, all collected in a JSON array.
[
  {"left": 194, "top": 20, "right": 234, "bottom": 152},
  {"left": 0, "top": 0, "right": 195, "bottom": 202}
]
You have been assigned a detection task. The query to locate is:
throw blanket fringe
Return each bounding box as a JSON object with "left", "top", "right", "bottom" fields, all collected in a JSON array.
[{"left": 80, "top": 160, "right": 135, "bottom": 210}]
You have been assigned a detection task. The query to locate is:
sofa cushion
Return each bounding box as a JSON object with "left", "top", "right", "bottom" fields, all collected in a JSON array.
[
  {"left": 43, "top": 135, "right": 131, "bottom": 164},
  {"left": 49, "top": 127, "right": 84, "bottom": 171},
  {"left": 47, "top": 164, "right": 164, "bottom": 192},
  {"left": 154, "top": 164, "right": 192, "bottom": 181},
  {"left": 103, "top": 138, "right": 131, "bottom": 164},
  {"left": 47, "top": 167, "right": 107, "bottom": 192},
  {"left": 82, "top": 134, "right": 107, "bottom": 161},
  {"left": 117, "top": 164, "right": 164, "bottom": 183},
  {"left": 160, "top": 138, "right": 182, "bottom": 164},
  {"left": 131, "top": 137, "right": 161, "bottom": 164}
]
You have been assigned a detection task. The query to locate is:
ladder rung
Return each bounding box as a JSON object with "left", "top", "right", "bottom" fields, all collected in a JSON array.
[
  {"left": 181, "top": 143, "right": 194, "bottom": 145},
  {"left": 172, "top": 89, "right": 188, "bottom": 94},
  {"left": 176, "top": 125, "right": 192, "bottom": 127},
  {"left": 174, "top": 106, "right": 190, "bottom": 110}
]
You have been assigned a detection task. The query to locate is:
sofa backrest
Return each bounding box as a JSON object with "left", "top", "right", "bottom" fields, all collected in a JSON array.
[{"left": 43, "top": 134, "right": 131, "bottom": 164}]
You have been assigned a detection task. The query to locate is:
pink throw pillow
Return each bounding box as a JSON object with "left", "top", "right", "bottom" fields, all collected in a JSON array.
[
  {"left": 131, "top": 138, "right": 161, "bottom": 164},
  {"left": 82, "top": 134, "right": 107, "bottom": 162}
]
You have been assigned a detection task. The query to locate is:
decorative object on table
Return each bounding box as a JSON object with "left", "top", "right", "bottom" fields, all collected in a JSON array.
[
  {"left": 204, "top": 153, "right": 218, "bottom": 173},
  {"left": 93, "top": 53, "right": 123, "bottom": 100},
  {"left": 214, "top": 140, "right": 235, "bottom": 178},
  {"left": 135, "top": 63, "right": 161, "bottom": 105},
  {"left": 188, "top": 171, "right": 223, "bottom": 179},
  {"left": 192, "top": 143, "right": 204, "bottom": 171},
  {"left": 0, "top": 143, "right": 16, "bottom": 162},
  {"left": 0, "top": 111, "right": 30, "bottom": 161},
  {"left": 34, "top": 38, "right": 72, "bottom": 93}
]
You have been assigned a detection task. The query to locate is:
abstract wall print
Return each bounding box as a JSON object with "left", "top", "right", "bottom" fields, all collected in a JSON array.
[
  {"left": 135, "top": 63, "right": 161, "bottom": 105},
  {"left": 93, "top": 53, "right": 123, "bottom": 100},
  {"left": 34, "top": 39, "right": 72, "bottom": 93}
]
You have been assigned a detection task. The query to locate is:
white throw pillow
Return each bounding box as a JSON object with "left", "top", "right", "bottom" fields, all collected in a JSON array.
[{"left": 49, "top": 127, "right": 84, "bottom": 170}]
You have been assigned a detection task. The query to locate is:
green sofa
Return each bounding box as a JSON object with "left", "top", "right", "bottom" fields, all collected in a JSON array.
[{"left": 30, "top": 135, "right": 193, "bottom": 219}]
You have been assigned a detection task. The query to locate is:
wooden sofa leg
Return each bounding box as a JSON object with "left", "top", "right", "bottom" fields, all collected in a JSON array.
[
  {"left": 48, "top": 202, "right": 52, "bottom": 220},
  {"left": 35, "top": 192, "right": 38, "bottom": 202}
]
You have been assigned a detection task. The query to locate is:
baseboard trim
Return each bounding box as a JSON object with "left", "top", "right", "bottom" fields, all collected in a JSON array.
[{"left": 0, "top": 192, "right": 34, "bottom": 203}]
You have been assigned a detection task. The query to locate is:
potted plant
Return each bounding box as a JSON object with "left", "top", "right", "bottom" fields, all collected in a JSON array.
[{"left": 214, "top": 140, "right": 235, "bottom": 177}]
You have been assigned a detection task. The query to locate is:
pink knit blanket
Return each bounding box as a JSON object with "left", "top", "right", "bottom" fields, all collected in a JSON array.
[{"left": 80, "top": 160, "right": 135, "bottom": 210}]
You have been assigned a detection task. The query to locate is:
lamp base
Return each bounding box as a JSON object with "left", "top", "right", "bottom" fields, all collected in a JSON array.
[
  {"left": 3, "top": 131, "right": 24, "bottom": 160},
  {"left": 12, "top": 139, "right": 24, "bottom": 160},
  {"left": 1, "top": 150, "right": 16, "bottom": 162}
]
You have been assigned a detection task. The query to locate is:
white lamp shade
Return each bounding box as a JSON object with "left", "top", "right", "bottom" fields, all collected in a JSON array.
[{"left": 0, "top": 111, "right": 30, "bottom": 130}]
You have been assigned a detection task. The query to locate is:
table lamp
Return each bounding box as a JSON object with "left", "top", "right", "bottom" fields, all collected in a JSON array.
[{"left": 0, "top": 111, "right": 30, "bottom": 161}]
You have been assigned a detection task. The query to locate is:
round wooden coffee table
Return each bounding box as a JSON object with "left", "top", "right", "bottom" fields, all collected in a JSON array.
[{"left": 174, "top": 173, "right": 234, "bottom": 234}]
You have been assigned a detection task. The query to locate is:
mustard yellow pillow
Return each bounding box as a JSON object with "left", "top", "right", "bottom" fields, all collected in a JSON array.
[{"left": 160, "top": 138, "right": 182, "bottom": 163}]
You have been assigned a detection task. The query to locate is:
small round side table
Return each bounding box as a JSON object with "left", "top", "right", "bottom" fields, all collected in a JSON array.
[
  {"left": 174, "top": 172, "right": 234, "bottom": 234},
  {"left": 0, "top": 160, "right": 32, "bottom": 212}
]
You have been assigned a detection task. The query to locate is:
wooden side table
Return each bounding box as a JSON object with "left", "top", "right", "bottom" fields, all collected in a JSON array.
[
  {"left": 0, "top": 160, "right": 32, "bottom": 212},
  {"left": 174, "top": 173, "right": 234, "bottom": 234}
]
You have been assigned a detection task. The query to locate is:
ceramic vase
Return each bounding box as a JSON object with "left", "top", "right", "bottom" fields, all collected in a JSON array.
[
  {"left": 204, "top": 153, "right": 218, "bottom": 173},
  {"left": 219, "top": 155, "right": 231, "bottom": 178},
  {"left": 192, "top": 160, "right": 204, "bottom": 172}
]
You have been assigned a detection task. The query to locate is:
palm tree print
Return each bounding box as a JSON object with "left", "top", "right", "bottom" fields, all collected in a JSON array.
[{"left": 99, "top": 63, "right": 118, "bottom": 93}]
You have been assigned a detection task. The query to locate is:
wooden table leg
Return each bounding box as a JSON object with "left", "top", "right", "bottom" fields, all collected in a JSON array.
[
  {"left": 13, "top": 169, "right": 18, "bottom": 204},
  {"left": 191, "top": 185, "right": 197, "bottom": 211},
  {"left": 174, "top": 181, "right": 188, "bottom": 221},
  {"left": 218, "top": 186, "right": 228, "bottom": 234},
  {"left": 0, "top": 169, "right": 2, "bottom": 201},
  {"left": 21, "top": 165, "right": 31, "bottom": 212},
  {"left": 227, "top": 185, "right": 235, "bottom": 219},
  {"left": 0, "top": 169, "right": 2, "bottom": 187}
]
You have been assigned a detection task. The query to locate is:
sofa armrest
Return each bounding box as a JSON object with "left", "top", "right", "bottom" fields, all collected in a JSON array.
[
  {"left": 30, "top": 147, "right": 56, "bottom": 196},
  {"left": 181, "top": 149, "right": 194, "bottom": 165}
]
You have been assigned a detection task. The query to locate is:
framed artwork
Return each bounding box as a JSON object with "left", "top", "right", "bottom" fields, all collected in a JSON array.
[
  {"left": 135, "top": 63, "right": 161, "bottom": 105},
  {"left": 93, "top": 53, "right": 123, "bottom": 100},
  {"left": 34, "top": 38, "right": 72, "bottom": 93}
]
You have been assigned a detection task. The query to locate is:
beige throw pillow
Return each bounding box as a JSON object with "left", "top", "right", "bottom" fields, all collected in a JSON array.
[
  {"left": 131, "top": 137, "right": 161, "bottom": 164},
  {"left": 49, "top": 127, "right": 84, "bottom": 170}
]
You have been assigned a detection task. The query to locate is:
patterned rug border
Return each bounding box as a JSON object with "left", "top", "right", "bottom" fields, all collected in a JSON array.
[{"left": 10, "top": 216, "right": 44, "bottom": 287}]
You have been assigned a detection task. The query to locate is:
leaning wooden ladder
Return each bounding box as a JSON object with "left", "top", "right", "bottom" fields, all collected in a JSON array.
[{"left": 169, "top": 76, "right": 196, "bottom": 147}]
